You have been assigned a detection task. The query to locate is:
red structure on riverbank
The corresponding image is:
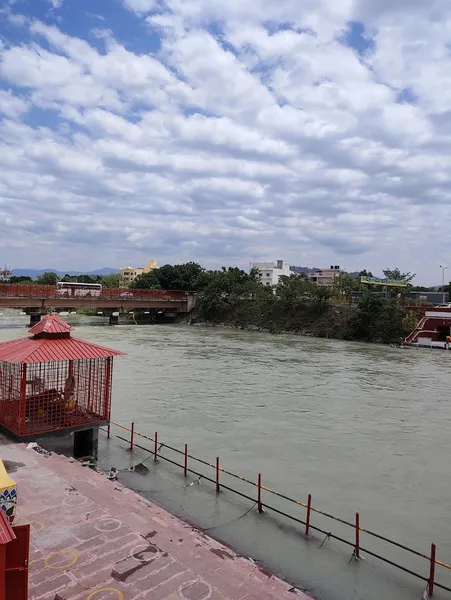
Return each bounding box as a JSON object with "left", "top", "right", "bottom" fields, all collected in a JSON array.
[
  {"left": 0, "top": 316, "right": 124, "bottom": 442},
  {"left": 404, "top": 307, "right": 451, "bottom": 348}
]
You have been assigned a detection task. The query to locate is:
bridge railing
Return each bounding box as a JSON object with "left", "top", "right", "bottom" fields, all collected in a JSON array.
[
  {"left": 0, "top": 284, "right": 55, "bottom": 297},
  {"left": 0, "top": 284, "right": 192, "bottom": 301}
]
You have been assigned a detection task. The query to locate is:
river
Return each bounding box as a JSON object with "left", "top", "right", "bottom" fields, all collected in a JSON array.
[{"left": 1, "top": 309, "right": 450, "bottom": 599}]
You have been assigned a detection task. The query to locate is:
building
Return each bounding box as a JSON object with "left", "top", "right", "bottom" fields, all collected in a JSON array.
[
  {"left": 251, "top": 260, "right": 292, "bottom": 287},
  {"left": 143, "top": 259, "right": 158, "bottom": 273},
  {"left": 404, "top": 307, "right": 451, "bottom": 348},
  {"left": 307, "top": 265, "right": 345, "bottom": 286},
  {"left": 0, "top": 267, "right": 11, "bottom": 282},
  {"left": 120, "top": 259, "right": 158, "bottom": 284},
  {"left": 120, "top": 266, "right": 143, "bottom": 284}
]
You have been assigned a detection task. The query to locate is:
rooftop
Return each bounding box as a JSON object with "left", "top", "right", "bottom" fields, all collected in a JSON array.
[{"left": 0, "top": 314, "right": 125, "bottom": 363}]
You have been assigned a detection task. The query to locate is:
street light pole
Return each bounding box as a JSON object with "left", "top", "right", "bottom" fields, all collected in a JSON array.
[{"left": 440, "top": 265, "right": 447, "bottom": 304}]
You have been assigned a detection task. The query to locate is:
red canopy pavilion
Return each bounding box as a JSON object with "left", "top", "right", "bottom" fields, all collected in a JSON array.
[{"left": 0, "top": 315, "right": 125, "bottom": 456}]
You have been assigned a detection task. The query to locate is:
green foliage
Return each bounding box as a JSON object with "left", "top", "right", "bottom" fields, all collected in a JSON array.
[
  {"left": 347, "top": 293, "right": 412, "bottom": 344},
  {"left": 196, "top": 267, "right": 260, "bottom": 322},
  {"left": 195, "top": 272, "right": 414, "bottom": 344},
  {"left": 74, "top": 307, "right": 98, "bottom": 316},
  {"left": 61, "top": 274, "right": 103, "bottom": 283},
  {"left": 6, "top": 276, "right": 33, "bottom": 284},
  {"left": 131, "top": 262, "right": 203, "bottom": 290},
  {"left": 101, "top": 273, "right": 122, "bottom": 288},
  {"left": 382, "top": 268, "right": 415, "bottom": 283},
  {"left": 157, "top": 262, "right": 204, "bottom": 290},
  {"left": 130, "top": 270, "right": 161, "bottom": 289},
  {"left": 36, "top": 272, "right": 59, "bottom": 285},
  {"left": 332, "top": 273, "right": 359, "bottom": 296}
]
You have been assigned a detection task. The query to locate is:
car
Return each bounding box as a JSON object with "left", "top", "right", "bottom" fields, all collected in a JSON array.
[{"left": 119, "top": 291, "right": 134, "bottom": 298}]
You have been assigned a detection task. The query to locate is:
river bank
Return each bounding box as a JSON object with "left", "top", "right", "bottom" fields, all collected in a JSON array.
[
  {"left": 4, "top": 437, "right": 311, "bottom": 600},
  {"left": 190, "top": 296, "right": 417, "bottom": 344}
]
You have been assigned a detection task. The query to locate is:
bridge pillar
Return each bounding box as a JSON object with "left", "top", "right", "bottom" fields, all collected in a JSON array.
[
  {"left": 29, "top": 312, "right": 41, "bottom": 327},
  {"left": 109, "top": 314, "right": 119, "bottom": 325}
]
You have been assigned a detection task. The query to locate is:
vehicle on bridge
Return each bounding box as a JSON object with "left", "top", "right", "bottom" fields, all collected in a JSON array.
[{"left": 56, "top": 281, "right": 102, "bottom": 297}]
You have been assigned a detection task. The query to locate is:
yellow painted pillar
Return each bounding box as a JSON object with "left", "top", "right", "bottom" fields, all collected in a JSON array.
[{"left": 0, "top": 459, "right": 17, "bottom": 523}]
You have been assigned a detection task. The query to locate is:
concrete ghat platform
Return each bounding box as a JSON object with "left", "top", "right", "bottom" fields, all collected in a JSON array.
[{"left": 2, "top": 439, "right": 313, "bottom": 600}]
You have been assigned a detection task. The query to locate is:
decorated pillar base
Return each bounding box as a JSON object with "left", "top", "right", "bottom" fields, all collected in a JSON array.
[{"left": 0, "top": 459, "right": 17, "bottom": 524}]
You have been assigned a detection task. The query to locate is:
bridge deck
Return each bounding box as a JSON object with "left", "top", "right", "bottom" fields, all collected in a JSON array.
[{"left": 0, "top": 284, "right": 195, "bottom": 312}]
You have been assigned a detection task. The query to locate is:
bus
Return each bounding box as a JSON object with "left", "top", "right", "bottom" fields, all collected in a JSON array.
[{"left": 56, "top": 282, "right": 102, "bottom": 297}]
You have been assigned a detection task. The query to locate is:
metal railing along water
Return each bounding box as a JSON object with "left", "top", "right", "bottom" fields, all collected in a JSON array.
[{"left": 103, "top": 420, "right": 451, "bottom": 597}]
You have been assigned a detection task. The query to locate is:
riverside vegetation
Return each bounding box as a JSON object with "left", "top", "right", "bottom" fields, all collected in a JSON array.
[
  {"left": 7, "top": 263, "right": 417, "bottom": 344},
  {"left": 131, "top": 263, "right": 418, "bottom": 345}
]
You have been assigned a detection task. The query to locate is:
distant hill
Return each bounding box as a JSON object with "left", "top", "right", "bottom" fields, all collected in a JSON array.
[{"left": 12, "top": 267, "right": 119, "bottom": 278}]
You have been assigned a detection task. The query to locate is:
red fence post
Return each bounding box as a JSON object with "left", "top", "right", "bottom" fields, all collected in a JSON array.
[
  {"left": 305, "top": 494, "right": 312, "bottom": 537},
  {"left": 154, "top": 432, "right": 158, "bottom": 462},
  {"left": 184, "top": 444, "right": 188, "bottom": 476},
  {"left": 216, "top": 457, "right": 220, "bottom": 493},
  {"left": 355, "top": 512, "right": 360, "bottom": 559},
  {"left": 429, "top": 543, "right": 436, "bottom": 597},
  {"left": 257, "top": 474, "right": 263, "bottom": 513},
  {"left": 130, "top": 422, "right": 134, "bottom": 451}
]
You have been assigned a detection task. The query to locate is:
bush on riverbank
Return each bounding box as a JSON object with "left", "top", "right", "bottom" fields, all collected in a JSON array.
[{"left": 192, "top": 269, "right": 416, "bottom": 344}]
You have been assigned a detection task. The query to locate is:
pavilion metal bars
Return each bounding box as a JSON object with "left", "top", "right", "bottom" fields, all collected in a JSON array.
[
  {"left": 0, "top": 361, "right": 22, "bottom": 436},
  {"left": 0, "top": 357, "right": 112, "bottom": 437}
]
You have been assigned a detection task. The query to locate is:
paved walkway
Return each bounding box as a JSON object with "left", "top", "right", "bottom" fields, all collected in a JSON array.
[{"left": 2, "top": 438, "right": 313, "bottom": 600}]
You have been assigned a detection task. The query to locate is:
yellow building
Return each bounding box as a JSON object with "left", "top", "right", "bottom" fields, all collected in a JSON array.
[
  {"left": 120, "top": 259, "right": 158, "bottom": 285},
  {"left": 143, "top": 259, "right": 158, "bottom": 273}
]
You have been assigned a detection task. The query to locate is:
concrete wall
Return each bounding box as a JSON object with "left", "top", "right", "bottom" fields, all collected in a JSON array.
[{"left": 34, "top": 425, "right": 100, "bottom": 459}]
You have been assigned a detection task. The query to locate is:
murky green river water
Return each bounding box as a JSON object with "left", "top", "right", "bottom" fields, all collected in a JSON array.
[{"left": 1, "top": 310, "right": 450, "bottom": 599}]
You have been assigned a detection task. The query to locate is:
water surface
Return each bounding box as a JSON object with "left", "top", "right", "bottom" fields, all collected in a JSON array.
[{"left": 1, "top": 310, "right": 450, "bottom": 599}]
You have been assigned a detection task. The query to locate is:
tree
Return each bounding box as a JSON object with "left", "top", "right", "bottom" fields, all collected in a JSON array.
[
  {"left": 348, "top": 292, "right": 413, "bottom": 344},
  {"left": 36, "top": 272, "right": 59, "bottom": 285},
  {"left": 382, "top": 268, "right": 415, "bottom": 284},
  {"left": 332, "top": 273, "right": 359, "bottom": 297},
  {"left": 6, "top": 276, "right": 33, "bottom": 284},
  {"left": 156, "top": 263, "right": 204, "bottom": 290},
  {"left": 101, "top": 273, "right": 122, "bottom": 288},
  {"left": 275, "top": 275, "right": 314, "bottom": 306},
  {"left": 196, "top": 267, "right": 259, "bottom": 321},
  {"left": 131, "top": 271, "right": 161, "bottom": 289},
  {"left": 359, "top": 269, "right": 374, "bottom": 278}
]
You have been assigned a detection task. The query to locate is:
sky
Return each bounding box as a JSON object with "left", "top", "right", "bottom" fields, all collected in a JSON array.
[{"left": 0, "top": 0, "right": 450, "bottom": 284}]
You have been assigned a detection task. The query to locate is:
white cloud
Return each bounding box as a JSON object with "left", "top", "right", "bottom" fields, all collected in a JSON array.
[
  {"left": 0, "top": 90, "right": 29, "bottom": 118},
  {"left": 123, "top": 0, "right": 157, "bottom": 14},
  {"left": 0, "top": 2, "right": 451, "bottom": 282}
]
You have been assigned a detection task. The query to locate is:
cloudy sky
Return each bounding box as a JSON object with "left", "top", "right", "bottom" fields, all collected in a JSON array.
[{"left": 0, "top": 0, "right": 450, "bottom": 283}]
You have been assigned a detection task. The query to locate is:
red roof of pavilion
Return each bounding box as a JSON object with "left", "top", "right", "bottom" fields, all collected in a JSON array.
[
  {"left": 0, "top": 315, "right": 126, "bottom": 364},
  {"left": 0, "top": 510, "right": 16, "bottom": 545},
  {"left": 29, "top": 315, "right": 74, "bottom": 335}
]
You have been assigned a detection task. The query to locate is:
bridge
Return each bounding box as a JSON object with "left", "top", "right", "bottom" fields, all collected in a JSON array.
[{"left": 0, "top": 284, "right": 196, "bottom": 325}]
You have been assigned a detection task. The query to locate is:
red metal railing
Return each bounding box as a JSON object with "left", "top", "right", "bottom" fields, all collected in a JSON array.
[
  {"left": 103, "top": 420, "right": 451, "bottom": 597},
  {"left": 0, "top": 284, "right": 191, "bottom": 302}
]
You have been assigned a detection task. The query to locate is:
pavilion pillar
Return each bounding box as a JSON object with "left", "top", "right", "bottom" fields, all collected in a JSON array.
[{"left": 19, "top": 364, "right": 27, "bottom": 436}]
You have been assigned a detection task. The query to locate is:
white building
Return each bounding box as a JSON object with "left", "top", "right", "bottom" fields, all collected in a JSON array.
[{"left": 251, "top": 260, "right": 292, "bottom": 287}]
